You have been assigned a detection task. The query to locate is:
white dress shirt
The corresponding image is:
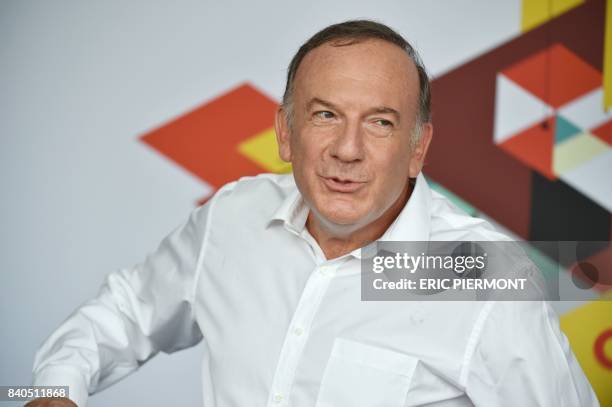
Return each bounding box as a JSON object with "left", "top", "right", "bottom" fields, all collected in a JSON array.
[{"left": 32, "top": 173, "right": 599, "bottom": 407}]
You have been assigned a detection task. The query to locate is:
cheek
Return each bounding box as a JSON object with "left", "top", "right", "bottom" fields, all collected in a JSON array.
[
  {"left": 292, "top": 130, "right": 327, "bottom": 165},
  {"left": 290, "top": 135, "right": 323, "bottom": 191},
  {"left": 369, "top": 149, "right": 412, "bottom": 188},
  {"left": 370, "top": 137, "right": 409, "bottom": 163}
]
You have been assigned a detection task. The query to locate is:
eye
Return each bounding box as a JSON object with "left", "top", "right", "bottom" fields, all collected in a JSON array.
[
  {"left": 366, "top": 118, "right": 395, "bottom": 138},
  {"left": 314, "top": 110, "right": 335, "bottom": 120},
  {"left": 374, "top": 118, "right": 394, "bottom": 127}
]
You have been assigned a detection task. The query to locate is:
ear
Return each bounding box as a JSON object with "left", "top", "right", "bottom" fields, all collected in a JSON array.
[
  {"left": 408, "top": 122, "right": 433, "bottom": 178},
  {"left": 275, "top": 107, "right": 292, "bottom": 162}
]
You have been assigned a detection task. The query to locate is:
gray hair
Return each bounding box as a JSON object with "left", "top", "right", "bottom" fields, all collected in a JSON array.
[{"left": 281, "top": 19, "right": 431, "bottom": 145}]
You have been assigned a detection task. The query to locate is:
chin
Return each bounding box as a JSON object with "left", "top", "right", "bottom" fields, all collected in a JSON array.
[
  {"left": 325, "top": 213, "right": 360, "bottom": 226},
  {"left": 317, "top": 203, "right": 366, "bottom": 227}
]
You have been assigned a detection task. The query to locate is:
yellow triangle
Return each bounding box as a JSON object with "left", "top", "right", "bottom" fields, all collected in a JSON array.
[
  {"left": 237, "top": 127, "right": 292, "bottom": 173},
  {"left": 521, "top": 0, "right": 583, "bottom": 32},
  {"left": 560, "top": 295, "right": 612, "bottom": 406},
  {"left": 553, "top": 132, "right": 608, "bottom": 175},
  {"left": 604, "top": 0, "right": 612, "bottom": 109}
]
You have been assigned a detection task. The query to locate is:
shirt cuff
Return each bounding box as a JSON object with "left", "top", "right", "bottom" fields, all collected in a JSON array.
[{"left": 32, "top": 366, "right": 89, "bottom": 407}]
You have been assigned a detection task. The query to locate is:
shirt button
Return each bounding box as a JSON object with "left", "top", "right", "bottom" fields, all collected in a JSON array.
[
  {"left": 273, "top": 393, "right": 283, "bottom": 403},
  {"left": 293, "top": 327, "right": 304, "bottom": 336}
]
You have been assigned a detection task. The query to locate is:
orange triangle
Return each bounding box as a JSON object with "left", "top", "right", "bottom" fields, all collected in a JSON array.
[
  {"left": 499, "top": 118, "right": 556, "bottom": 180},
  {"left": 592, "top": 120, "right": 612, "bottom": 146},
  {"left": 140, "top": 83, "right": 278, "bottom": 196}
]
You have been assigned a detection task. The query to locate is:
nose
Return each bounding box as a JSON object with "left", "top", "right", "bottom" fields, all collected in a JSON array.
[{"left": 328, "top": 119, "right": 365, "bottom": 163}]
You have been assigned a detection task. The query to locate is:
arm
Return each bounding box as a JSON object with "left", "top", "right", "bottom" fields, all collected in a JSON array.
[
  {"left": 464, "top": 300, "right": 599, "bottom": 406},
  {"left": 31, "top": 202, "right": 211, "bottom": 407}
]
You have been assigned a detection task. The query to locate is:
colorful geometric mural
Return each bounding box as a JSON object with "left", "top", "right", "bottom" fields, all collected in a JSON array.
[
  {"left": 429, "top": 1, "right": 611, "bottom": 403},
  {"left": 427, "top": 0, "right": 609, "bottom": 243},
  {"left": 141, "top": 84, "right": 285, "bottom": 203},
  {"left": 494, "top": 43, "right": 611, "bottom": 209}
]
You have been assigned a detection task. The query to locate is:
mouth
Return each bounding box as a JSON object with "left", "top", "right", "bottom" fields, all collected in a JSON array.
[{"left": 320, "top": 175, "right": 367, "bottom": 193}]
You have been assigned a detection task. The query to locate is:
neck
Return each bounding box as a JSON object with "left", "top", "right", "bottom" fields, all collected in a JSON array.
[{"left": 306, "top": 182, "right": 413, "bottom": 260}]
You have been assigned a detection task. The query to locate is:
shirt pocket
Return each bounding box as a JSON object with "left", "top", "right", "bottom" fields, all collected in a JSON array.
[{"left": 315, "top": 338, "right": 418, "bottom": 407}]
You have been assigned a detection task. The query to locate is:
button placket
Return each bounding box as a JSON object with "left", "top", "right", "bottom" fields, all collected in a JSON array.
[{"left": 266, "top": 264, "right": 336, "bottom": 406}]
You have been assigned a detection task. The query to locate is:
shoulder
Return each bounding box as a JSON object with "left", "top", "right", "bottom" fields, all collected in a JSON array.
[
  {"left": 427, "top": 186, "right": 513, "bottom": 242},
  {"left": 213, "top": 172, "right": 295, "bottom": 200},
  {"left": 206, "top": 172, "right": 296, "bottom": 223},
  {"left": 461, "top": 300, "right": 558, "bottom": 380}
]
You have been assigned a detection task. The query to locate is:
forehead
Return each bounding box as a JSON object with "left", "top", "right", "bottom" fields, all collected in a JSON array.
[{"left": 293, "top": 39, "right": 419, "bottom": 110}]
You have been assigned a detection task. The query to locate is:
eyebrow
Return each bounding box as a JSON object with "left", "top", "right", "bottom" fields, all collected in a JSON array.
[
  {"left": 306, "top": 97, "right": 401, "bottom": 120},
  {"left": 306, "top": 97, "right": 338, "bottom": 112},
  {"left": 370, "top": 106, "right": 401, "bottom": 119}
]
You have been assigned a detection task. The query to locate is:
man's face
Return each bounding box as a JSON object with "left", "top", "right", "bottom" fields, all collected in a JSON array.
[{"left": 275, "top": 39, "right": 432, "bottom": 233}]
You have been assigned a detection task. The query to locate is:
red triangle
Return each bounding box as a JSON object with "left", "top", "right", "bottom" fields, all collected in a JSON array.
[
  {"left": 502, "top": 44, "right": 601, "bottom": 108},
  {"left": 592, "top": 120, "right": 612, "bottom": 146},
  {"left": 499, "top": 117, "right": 556, "bottom": 180},
  {"left": 140, "top": 83, "right": 278, "bottom": 198}
]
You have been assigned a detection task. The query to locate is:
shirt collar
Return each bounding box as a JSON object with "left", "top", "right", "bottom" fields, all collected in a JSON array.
[
  {"left": 269, "top": 173, "right": 433, "bottom": 259},
  {"left": 378, "top": 172, "right": 432, "bottom": 242},
  {"left": 269, "top": 183, "right": 309, "bottom": 235}
]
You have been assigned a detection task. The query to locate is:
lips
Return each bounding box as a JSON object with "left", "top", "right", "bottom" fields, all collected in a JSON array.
[{"left": 320, "top": 175, "right": 367, "bottom": 193}]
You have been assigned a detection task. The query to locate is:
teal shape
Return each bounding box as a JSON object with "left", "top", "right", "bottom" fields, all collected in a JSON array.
[{"left": 555, "top": 115, "right": 581, "bottom": 144}]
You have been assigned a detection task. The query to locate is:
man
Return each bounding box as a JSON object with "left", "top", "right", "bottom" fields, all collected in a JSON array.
[{"left": 29, "top": 20, "right": 598, "bottom": 406}]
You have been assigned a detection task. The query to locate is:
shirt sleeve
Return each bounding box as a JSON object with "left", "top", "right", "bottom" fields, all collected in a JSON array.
[
  {"left": 31, "top": 202, "right": 211, "bottom": 407},
  {"left": 464, "top": 300, "right": 599, "bottom": 407}
]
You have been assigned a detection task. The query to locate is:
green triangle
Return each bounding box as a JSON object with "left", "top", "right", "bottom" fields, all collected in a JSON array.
[{"left": 555, "top": 115, "right": 581, "bottom": 144}]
